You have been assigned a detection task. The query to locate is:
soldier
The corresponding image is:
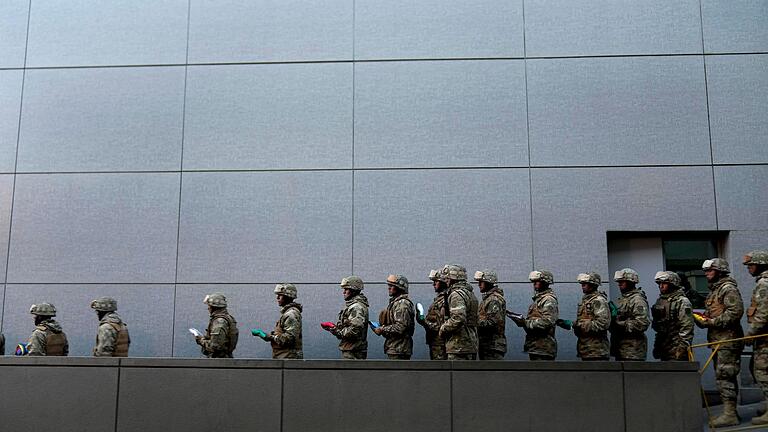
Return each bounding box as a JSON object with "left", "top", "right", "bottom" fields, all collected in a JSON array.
[
  {"left": 91, "top": 297, "right": 130, "bottom": 357},
  {"left": 510, "top": 270, "right": 559, "bottom": 360},
  {"left": 195, "top": 293, "right": 238, "bottom": 358},
  {"left": 26, "top": 303, "right": 68, "bottom": 356},
  {"left": 610, "top": 268, "right": 650, "bottom": 361},
  {"left": 573, "top": 272, "right": 610, "bottom": 361},
  {"left": 651, "top": 271, "right": 694, "bottom": 361},
  {"left": 694, "top": 258, "right": 744, "bottom": 427},
  {"left": 743, "top": 250, "right": 768, "bottom": 426},
  {"left": 416, "top": 269, "right": 448, "bottom": 360},
  {"left": 474, "top": 269, "right": 506, "bottom": 360},
  {"left": 326, "top": 276, "right": 369, "bottom": 360},
  {"left": 254, "top": 283, "right": 303, "bottom": 359},
  {"left": 373, "top": 275, "right": 415, "bottom": 360},
  {"left": 438, "top": 264, "right": 479, "bottom": 360}
]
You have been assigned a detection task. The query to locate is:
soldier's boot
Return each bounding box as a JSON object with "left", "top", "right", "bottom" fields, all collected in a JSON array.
[
  {"left": 753, "top": 402, "right": 768, "bottom": 425},
  {"left": 710, "top": 401, "right": 740, "bottom": 428},
  {"left": 756, "top": 403, "right": 766, "bottom": 417}
]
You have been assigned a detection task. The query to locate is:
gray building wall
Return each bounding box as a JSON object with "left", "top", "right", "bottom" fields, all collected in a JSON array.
[{"left": 0, "top": 0, "right": 765, "bottom": 359}]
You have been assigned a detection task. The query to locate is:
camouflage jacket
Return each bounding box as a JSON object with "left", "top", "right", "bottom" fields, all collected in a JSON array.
[
  {"left": 610, "top": 288, "right": 650, "bottom": 360},
  {"left": 651, "top": 289, "right": 694, "bottom": 360},
  {"left": 271, "top": 302, "right": 303, "bottom": 359},
  {"left": 703, "top": 276, "right": 744, "bottom": 350},
  {"left": 27, "top": 319, "right": 69, "bottom": 356},
  {"left": 94, "top": 312, "right": 131, "bottom": 357},
  {"left": 477, "top": 288, "right": 507, "bottom": 355},
  {"left": 418, "top": 291, "right": 447, "bottom": 347},
  {"left": 439, "top": 281, "right": 479, "bottom": 355},
  {"left": 333, "top": 293, "right": 369, "bottom": 352},
  {"left": 574, "top": 291, "right": 611, "bottom": 359},
  {"left": 379, "top": 293, "right": 415, "bottom": 356},
  {"left": 747, "top": 270, "right": 768, "bottom": 351},
  {"left": 523, "top": 289, "right": 559, "bottom": 357},
  {"left": 200, "top": 309, "right": 237, "bottom": 358}
]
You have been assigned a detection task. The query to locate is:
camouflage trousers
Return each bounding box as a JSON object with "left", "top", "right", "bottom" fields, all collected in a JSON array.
[
  {"left": 714, "top": 349, "right": 741, "bottom": 402},
  {"left": 753, "top": 350, "right": 768, "bottom": 397},
  {"left": 448, "top": 353, "right": 477, "bottom": 360},
  {"left": 341, "top": 350, "right": 367, "bottom": 360},
  {"left": 529, "top": 354, "right": 554, "bottom": 361},
  {"left": 387, "top": 354, "right": 410, "bottom": 360},
  {"left": 429, "top": 344, "right": 447, "bottom": 360},
  {"left": 479, "top": 350, "right": 505, "bottom": 360}
]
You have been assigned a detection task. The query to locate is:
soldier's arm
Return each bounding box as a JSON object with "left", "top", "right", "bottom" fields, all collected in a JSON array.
[
  {"left": 63, "top": 337, "right": 69, "bottom": 356},
  {"left": 584, "top": 299, "right": 611, "bottom": 332},
  {"left": 93, "top": 324, "right": 118, "bottom": 356},
  {"left": 440, "top": 292, "right": 466, "bottom": 334},
  {"left": 419, "top": 303, "right": 443, "bottom": 332},
  {"left": 525, "top": 298, "right": 558, "bottom": 331},
  {"left": 26, "top": 330, "right": 47, "bottom": 356},
  {"left": 380, "top": 301, "right": 413, "bottom": 336},
  {"left": 477, "top": 299, "right": 504, "bottom": 329},
  {"left": 201, "top": 318, "right": 229, "bottom": 352},
  {"left": 747, "top": 284, "right": 768, "bottom": 336},
  {"left": 273, "top": 312, "right": 300, "bottom": 347},
  {"left": 710, "top": 288, "right": 744, "bottom": 328},
  {"left": 676, "top": 298, "right": 695, "bottom": 346},
  {"left": 337, "top": 305, "right": 366, "bottom": 339},
  {"left": 623, "top": 297, "right": 650, "bottom": 333}
]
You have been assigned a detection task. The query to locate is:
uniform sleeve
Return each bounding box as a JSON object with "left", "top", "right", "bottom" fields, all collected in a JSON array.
[
  {"left": 201, "top": 318, "right": 230, "bottom": 352},
  {"left": 676, "top": 298, "right": 695, "bottom": 345},
  {"left": 273, "top": 311, "right": 301, "bottom": 347},
  {"left": 440, "top": 291, "right": 467, "bottom": 334},
  {"left": 93, "top": 324, "right": 118, "bottom": 356},
  {"left": 579, "top": 298, "right": 611, "bottom": 332},
  {"left": 381, "top": 300, "right": 414, "bottom": 336},
  {"left": 711, "top": 286, "right": 744, "bottom": 328},
  {"left": 623, "top": 296, "right": 651, "bottom": 333},
  {"left": 748, "top": 283, "right": 768, "bottom": 336},
  {"left": 525, "top": 297, "right": 558, "bottom": 331},
  {"left": 477, "top": 298, "right": 504, "bottom": 329},
  {"left": 26, "top": 329, "right": 47, "bottom": 356},
  {"left": 338, "top": 304, "right": 367, "bottom": 340}
]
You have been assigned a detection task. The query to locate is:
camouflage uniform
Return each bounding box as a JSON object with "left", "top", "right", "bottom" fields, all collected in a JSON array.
[
  {"left": 91, "top": 297, "right": 131, "bottom": 357},
  {"left": 26, "top": 303, "right": 68, "bottom": 356},
  {"left": 417, "top": 270, "right": 448, "bottom": 360},
  {"left": 197, "top": 293, "right": 238, "bottom": 358},
  {"left": 743, "top": 251, "right": 768, "bottom": 425},
  {"left": 271, "top": 303, "right": 303, "bottom": 359},
  {"left": 574, "top": 273, "right": 611, "bottom": 360},
  {"left": 439, "top": 265, "right": 479, "bottom": 360},
  {"left": 332, "top": 276, "right": 369, "bottom": 359},
  {"left": 475, "top": 270, "right": 506, "bottom": 360},
  {"left": 610, "top": 269, "right": 650, "bottom": 361},
  {"left": 696, "top": 260, "right": 744, "bottom": 410},
  {"left": 379, "top": 275, "right": 415, "bottom": 360},
  {"left": 651, "top": 272, "right": 694, "bottom": 361},
  {"left": 0, "top": 332, "right": 4, "bottom": 355},
  {"left": 523, "top": 281, "right": 559, "bottom": 360}
]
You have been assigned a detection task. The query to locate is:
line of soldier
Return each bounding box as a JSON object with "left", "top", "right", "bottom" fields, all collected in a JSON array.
[{"left": 6, "top": 251, "right": 768, "bottom": 426}]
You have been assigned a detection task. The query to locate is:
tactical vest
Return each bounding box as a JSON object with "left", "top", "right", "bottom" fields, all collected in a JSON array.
[
  {"left": 44, "top": 331, "right": 67, "bottom": 356},
  {"left": 382, "top": 296, "right": 415, "bottom": 334},
  {"left": 528, "top": 292, "right": 556, "bottom": 337},
  {"left": 706, "top": 291, "right": 726, "bottom": 319},
  {"left": 479, "top": 290, "right": 505, "bottom": 335},
  {"left": 453, "top": 285, "right": 479, "bottom": 328},
  {"left": 577, "top": 292, "right": 608, "bottom": 335},
  {"left": 652, "top": 297, "right": 671, "bottom": 322},
  {"left": 107, "top": 322, "right": 130, "bottom": 357},
  {"left": 272, "top": 305, "right": 302, "bottom": 351},
  {"left": 208, "top": 312, "right": 238, "bottom": 355},
  {"left": 748, "top": 296, "right": 758, "bottom": 324}
]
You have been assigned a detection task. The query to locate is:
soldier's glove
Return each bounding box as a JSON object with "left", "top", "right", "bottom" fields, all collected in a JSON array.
[
  {"left": 321, "top": 322, "right": 336, "bottom": 331},
  {"left": 510, "top": 316, "right": 525, "bottom": 327},
  {"left": 416, "top": 314, "right": 426, "bottom": 324},
  {"left": 194, "top": 336, "right": 203, "bottom": 345},
  {"left": 692, "top": 313, "right": 709, "bottom": 328},
  {"left": 251, "top": 329, "right": 271, "bottom": 341}
]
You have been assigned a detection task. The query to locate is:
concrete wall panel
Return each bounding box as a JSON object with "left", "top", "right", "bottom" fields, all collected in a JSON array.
[
  {"left": 183, "top": 63, "right": 352, "bottom": 170},
  {"left": 0, "top": 176, "right": 13, "bottom": 283},
  {"left": 354, "top": 0, "right": 524, "bottom": 60},
  {"left": 26, "top": 0, "right": 188, "bottom": 67},
  {"left": 177, "top": 171, "right": 352, "bottom": 283},
  {"left": 7, "top": 173, "right": 180, "bottom": 283},
  {"left": 0, "top": 70, "right": 23, "bottom": 173},
  {"left": 0, "top": 0, "right": 29, "bottom": 69},
  {"left": 624, "top": 368, "right": 702, "bottom": 432},
  {"left": 702, "top": 0, "right": 768, "bottom": 53},
  {"left": 527, "top": 56, "right": 711, "bottom": 166},
  {"left": 707, "top": 55, "right": 768, "bottom": 164},
  {"left": 715, "top": 165, "right": 768, "bottom": 231},
  {"left": 18, "top": 67, "right": 185, "bottom": 172},
  {"left": 188, "top": 0, "right": 352, "bottom": 63},
  {"left": 354, "top": 60, "right": 528, "bottom": 168}
]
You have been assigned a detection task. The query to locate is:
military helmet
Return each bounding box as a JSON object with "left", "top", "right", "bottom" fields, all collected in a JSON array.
[
  {"left": 274, "top": 283, "right": 297, "bottom": 299},
  {"left": 576, "top": 272, "right": 602, "bottom": 286},
  {"left": 743, "top": 250, "right": 768, "bottom": 266},
  {"left": 90, "top": 297, "right": 117, "bottom": 312},
  {"left": 654, "top": 271, "right": 681, "bottom": 287},
  {"left": 203, "top": 293, "right": 227, "bottom": 308},
  {"left": 613, "top": 268, "right": 639, "bottom": 284},
  {"left": 340, "top": 276, "right": 364, "bottom": 291},
  {"left": 529, "top": 270, "right": 554, "bottom": 285},
  {"left": 29, "top": 302, "right": 57, "bottom": 317},
  {"left": 428, "top": 269, "right": 441, "bottom": 281},
  {"left": 386, "top": 274, "right": 409, "bottom": 293},
  {"left": 442, "top": 264, "right": 467, "bottom": 281},
  {"left": 702, "top": 258, "right": 730, "bottom": 274},
  {"left": 473, "top": 269, "right": 498, "bottom": 286}
]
